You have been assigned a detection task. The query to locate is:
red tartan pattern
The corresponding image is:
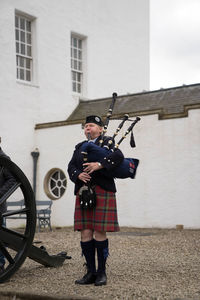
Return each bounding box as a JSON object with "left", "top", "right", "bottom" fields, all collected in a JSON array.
[{"left": 74, "top": 185, "right": 120, "bottom": 232}]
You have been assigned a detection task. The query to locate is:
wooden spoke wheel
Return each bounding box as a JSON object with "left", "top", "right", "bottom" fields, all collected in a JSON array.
[{"left": 0, "top": 157, "right": 36, "bottom": 283}]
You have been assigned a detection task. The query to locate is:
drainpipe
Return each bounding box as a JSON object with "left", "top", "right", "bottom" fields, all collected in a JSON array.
[{"left": 31, "top": 148, "right": 40, "bottom": 197}]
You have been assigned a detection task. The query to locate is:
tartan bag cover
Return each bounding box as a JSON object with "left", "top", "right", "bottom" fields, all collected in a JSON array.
[{"left": 74, "top": 185, "right": 120, "bottom": 232}]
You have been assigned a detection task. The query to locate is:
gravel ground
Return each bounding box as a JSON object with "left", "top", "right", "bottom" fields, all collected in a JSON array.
[{"left": 1, "top": 227, "right": 200, "bottom": 300}]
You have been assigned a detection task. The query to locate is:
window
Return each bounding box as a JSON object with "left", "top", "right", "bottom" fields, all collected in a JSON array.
[
  {"left": 44, "top": 168, "right": 67, "bottom": 200},
  {"left": 15, "top": 14, "right": 32, "bottom": 82},
  {"left": 71, "top": 35, "right": 83, "bottom": 94}
]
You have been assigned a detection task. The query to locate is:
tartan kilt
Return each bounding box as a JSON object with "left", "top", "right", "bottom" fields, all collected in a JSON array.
[{"left": 74, "top": 185, "right": 120, "bottom": 232}]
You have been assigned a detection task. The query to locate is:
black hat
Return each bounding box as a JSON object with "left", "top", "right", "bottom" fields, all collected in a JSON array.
[{"left": 85, "top": 115, "right": 103, "bottom": 127}]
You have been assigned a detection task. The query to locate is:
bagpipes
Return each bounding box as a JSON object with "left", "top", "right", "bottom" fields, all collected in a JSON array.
[{"left": 81, "top": 93, "right": 140, "bottom": 179}]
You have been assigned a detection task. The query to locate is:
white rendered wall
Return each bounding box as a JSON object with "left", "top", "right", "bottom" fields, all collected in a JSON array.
[
  {"left": 36, "top": 109, "right": 200, "bottom": 229},
  {"left": 116, "top": 109, "right": 200, "bottom": 228},
  {"left": 0, "top": 0, "right": 149, "bottom": 183}
]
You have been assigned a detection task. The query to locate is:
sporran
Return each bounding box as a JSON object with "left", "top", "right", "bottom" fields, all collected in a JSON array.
[{"left": 79, "top": 185, "right": 96, "bottom": 209}]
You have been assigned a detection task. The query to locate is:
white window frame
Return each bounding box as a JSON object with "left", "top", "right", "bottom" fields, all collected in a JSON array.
[
  {"left": 15, "top": 13, "right": 34, "bottom": 83},
  {"left": 71, "top": 34, "right": 85, "bottom": 94},
  {"left": 44, "top": 168, "right": 67, "bottom": 200}
]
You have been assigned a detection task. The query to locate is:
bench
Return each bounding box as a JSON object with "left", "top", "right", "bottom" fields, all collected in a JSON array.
[
  {"left": 6, "top": 199, "right": 53, "bottom": 232},
  {"left": 36, "top": 200, "right": 52, "bottom": 232}
]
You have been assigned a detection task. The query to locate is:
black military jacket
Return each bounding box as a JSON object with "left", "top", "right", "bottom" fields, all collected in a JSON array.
[{"left": 67, "top": 136, "right": 124, "bottom": 195}]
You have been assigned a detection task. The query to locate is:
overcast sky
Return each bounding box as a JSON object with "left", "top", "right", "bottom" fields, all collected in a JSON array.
[{"left": 150, "top": 0, "right": 200, "bottom": 91}]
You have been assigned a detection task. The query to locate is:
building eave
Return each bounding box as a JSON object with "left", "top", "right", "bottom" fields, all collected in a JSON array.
[{"left": 35, "top": 83, "right": 200, "bottom": 130}]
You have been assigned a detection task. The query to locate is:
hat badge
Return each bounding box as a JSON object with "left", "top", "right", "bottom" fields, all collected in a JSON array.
[{"left": 95, "top": 117, "right": 100, "bottom": 122}]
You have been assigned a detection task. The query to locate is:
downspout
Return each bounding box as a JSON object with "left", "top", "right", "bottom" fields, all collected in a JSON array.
[{"left": 31, "top": 148, "right": 40, "bottom": 197}]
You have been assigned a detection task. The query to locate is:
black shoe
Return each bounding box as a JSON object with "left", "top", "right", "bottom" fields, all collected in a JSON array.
[
  {"left": 75, "top": 271, "right": 96, "bottom": 285},
  {"left": 95, "top": 272, "right": 107, "bottom": 286}
]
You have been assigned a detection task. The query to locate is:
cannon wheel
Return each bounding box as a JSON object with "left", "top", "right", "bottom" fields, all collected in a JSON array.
[{"left": 0, "top": 157, "right": 36, "bottom": 283}]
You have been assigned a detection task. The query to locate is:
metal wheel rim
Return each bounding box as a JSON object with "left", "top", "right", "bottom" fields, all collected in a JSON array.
[{"left": 0, "top": 157, "right": 36, "bottom": 283}]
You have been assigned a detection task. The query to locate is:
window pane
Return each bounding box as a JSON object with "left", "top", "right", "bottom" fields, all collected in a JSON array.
[
  {"left": 20, "top": 18, "right": 25, "bottom": 30},
  {"left": 21, "top": 43, "right": 25, "bottom": 55},
  {"left": 26, "top": 58, "right": 31, "bottom": 69},
  {"left": 27, "top": 45, "right": 31, "bottom": 56},
  {"left": 61, "top": 187, "right": 65, "bottom": 195},
  {"left": 21, "top": 31, "right": 25, "bottom": 42},
  {"left": 15, "top": 16, "right": 19, "bottom": 28},
  {"left": 19, "top": 57, "right": 24, "bottom": 67},
  {"left": 77, "top": 73, "right": 81, "bottom": 82},
  {"left": 15, "top": 29, "right": 19, "bottom": 41},
  {"left": 26, "top": 70, "right": 31, "bottom": 81},
  {"left": 73, "top": 49, "right": 77, "bottom": 59},
  {"left": 16, "top": 42, "right": 19, "bottom": 53},
  {"left": 78, "top": 39, "right": 82, "bottom": 49},
  {"left": 73, "top": 38, "right": 77, "bottom": 47},
  {"left": 20, "top": 68, "right": 24, "bottom": 80},
  {"left": 27, "top": 33, "right": 31, "bottom": 44},
  {"left": 16, "top": 67, "right": 19, "bottom": 79},
  {"left": 53, "top": 171, "right": 59, "bottom": 180},
  {"left": 54, "top": 188, "right": 59, "bottom": 197},
  {"left": 72, "top": 71, "right": 76, "bottom": 81},
  {"left": 78, "top": 50, "right": 82, "bottom": 59},
  {"left": 26, "top": 20, "right": 31, "bottom": 32},
  {"left": 74, "top": 60, "right": 77, "bottom": 70},
  {"left": 78, "top": 61, "right": 82, "bottom": 71}
]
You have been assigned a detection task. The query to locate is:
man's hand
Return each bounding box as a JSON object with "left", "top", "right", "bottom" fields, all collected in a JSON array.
[
  {"left": 78, "top": 172, "right": 91, "bottom": 183},
  {"left": 83, "top": 162, "right": 103, "bottom": 174}
]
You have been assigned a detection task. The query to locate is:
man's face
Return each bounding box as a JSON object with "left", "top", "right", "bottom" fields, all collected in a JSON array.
[{"left": 84, "top": 123, "right": 103, "bottom": 140}]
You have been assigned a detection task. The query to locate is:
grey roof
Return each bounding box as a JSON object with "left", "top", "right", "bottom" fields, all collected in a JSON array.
[{"left": 35, "top": 83, "right": 200, "bottom": 129}]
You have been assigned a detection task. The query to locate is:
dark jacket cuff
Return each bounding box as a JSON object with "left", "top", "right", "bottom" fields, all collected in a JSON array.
[
  {"left": 69, "top": 169, "right": 81, "bottom": 183},
  {"left": 100, "top": 149, "right": 124, "bottom": 171}
]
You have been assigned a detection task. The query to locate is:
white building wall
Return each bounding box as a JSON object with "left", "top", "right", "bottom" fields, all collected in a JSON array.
[
  {"left": 0, "top": 0, "right": 149, "bottom": 183},
  {"left": 116, "top": 109, "right": 200, "bottom": 228},
  {"left": 36, "top": 108, "right": 200, "bottom": 229}
]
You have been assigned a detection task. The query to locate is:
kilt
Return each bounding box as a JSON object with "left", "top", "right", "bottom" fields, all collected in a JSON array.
[{"left": 74, "top": 185, "right": 120, "bottom": 232}]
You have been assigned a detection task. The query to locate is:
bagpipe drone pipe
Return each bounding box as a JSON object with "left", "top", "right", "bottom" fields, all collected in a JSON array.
[{"left": 81, "top": 93, "right": 140, "bottom": 179}]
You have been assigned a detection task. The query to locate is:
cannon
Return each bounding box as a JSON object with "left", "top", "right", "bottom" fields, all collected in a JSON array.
[{"left": 0, "top": 156, "right": 70, "bottom": 283}]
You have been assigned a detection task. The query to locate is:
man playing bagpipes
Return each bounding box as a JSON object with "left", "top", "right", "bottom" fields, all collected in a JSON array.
[
  {"left": 68, "top": 93, "right": 140, "bottom": 286},
  {"left": 80, "top": 115, "right": 140, "bottom": 179}
]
